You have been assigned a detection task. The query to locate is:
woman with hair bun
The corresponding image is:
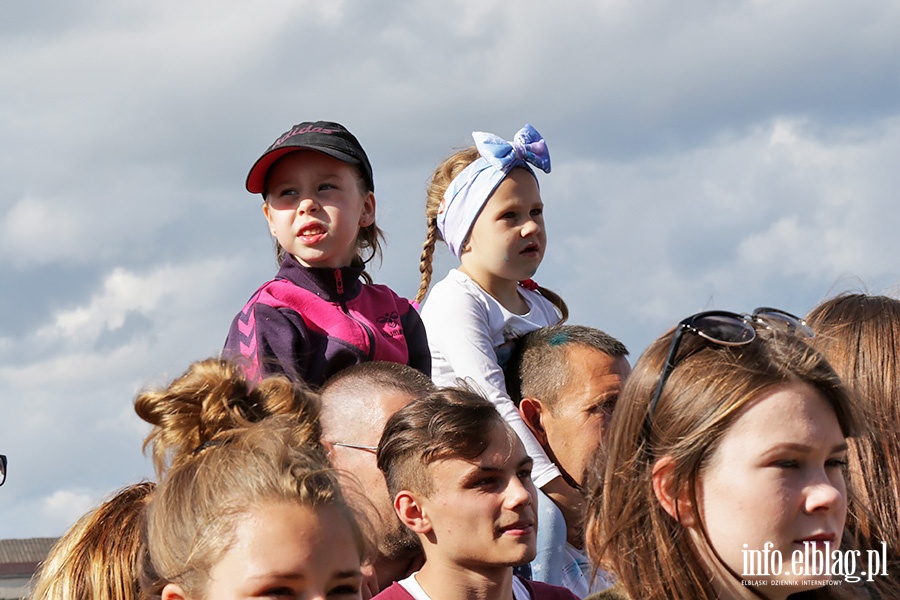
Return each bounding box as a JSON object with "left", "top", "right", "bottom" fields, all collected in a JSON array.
[
  {"left": 135, "top": 358, "right": 368, "bottom": 599},
  {"left": 141, "top": 417, "right": 367, "bottom": 600},
  {"left": 134, "top": 356, "right": 323, "bottom": 476}
]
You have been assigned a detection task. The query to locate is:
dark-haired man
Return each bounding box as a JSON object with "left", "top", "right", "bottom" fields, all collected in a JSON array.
[{"left": 374, "top": 388, "right": 577, "bottom": 600}]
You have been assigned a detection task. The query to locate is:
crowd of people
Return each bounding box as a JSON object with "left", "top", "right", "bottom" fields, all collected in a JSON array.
[{"left": 24, "top": 120, "right": 900, "bottom": 599}]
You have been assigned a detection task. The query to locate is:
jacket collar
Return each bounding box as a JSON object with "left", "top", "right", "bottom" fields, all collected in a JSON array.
[{"left": 275, "top": 254, "right": 364, "bottom": 301}]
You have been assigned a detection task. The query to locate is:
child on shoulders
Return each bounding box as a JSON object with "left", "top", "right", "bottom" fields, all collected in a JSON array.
[
  {"left": 224, "top": 121, "right": 430, "bottom": 387},
  {"left": 416, "top": 125, "right": 581, "bottom": 539}
]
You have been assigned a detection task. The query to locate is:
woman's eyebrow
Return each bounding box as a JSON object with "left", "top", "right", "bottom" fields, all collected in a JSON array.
[{"left": 762, "top": 441, "right": 849, "bottom": 454}]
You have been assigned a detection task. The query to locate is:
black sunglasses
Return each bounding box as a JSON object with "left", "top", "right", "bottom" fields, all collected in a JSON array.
[
  {"left": 646, "top": 307, "right": 814, "bottom": 422},
  {"left": 0, "top": 454, "right": 7, "bottom": 487}
]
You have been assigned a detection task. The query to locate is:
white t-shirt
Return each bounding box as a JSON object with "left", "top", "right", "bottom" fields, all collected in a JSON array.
[{"left": 420, "top": 269, "right": 563, "bottom": 487}]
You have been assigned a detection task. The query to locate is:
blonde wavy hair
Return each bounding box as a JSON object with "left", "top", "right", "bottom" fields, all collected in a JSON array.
[
  {"left": 30, "top": 482, "right": 155, "bottom": 600},
  {"left": 134, "top": 358, "right": 367, "bottom": 599},
  {"left": 140, "top": 416, "right": 368, "bottom": 599},
  {"left": 134, "top": 356, "right": 322, "bottom": 477}
]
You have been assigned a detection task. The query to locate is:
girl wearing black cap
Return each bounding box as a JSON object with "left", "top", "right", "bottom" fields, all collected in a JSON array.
[{"left": 223, "top": 121, "right": 430, "bottom": 388}]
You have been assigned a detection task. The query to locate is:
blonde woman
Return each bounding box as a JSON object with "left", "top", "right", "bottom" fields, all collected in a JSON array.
[
  {"left": 30, "top": 482, "right": 155, "bottom": 600},
  {"left": 135, "top": 358, "right": 368, "bottom": 599},
  {"left": 141, "top": 416, "right": 368, "bottom": 599}
]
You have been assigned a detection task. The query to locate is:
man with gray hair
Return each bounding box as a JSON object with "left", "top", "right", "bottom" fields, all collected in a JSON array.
[{"left": 320, "top": 361, "right": 436, "bottom": 597}]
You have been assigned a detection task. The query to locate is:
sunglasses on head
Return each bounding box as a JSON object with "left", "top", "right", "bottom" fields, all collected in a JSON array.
[{"left": 646, "top": 307, "right": 814, "bottom": 422}]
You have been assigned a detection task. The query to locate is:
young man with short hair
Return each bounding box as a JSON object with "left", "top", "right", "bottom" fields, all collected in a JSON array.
[{"left": 373, "top": 388, "right": 578, "bottom": 600}]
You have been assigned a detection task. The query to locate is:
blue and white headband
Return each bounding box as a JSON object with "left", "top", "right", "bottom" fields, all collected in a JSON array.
[{"left": 436, "top": 124, "right": 551, "bottom": 259}]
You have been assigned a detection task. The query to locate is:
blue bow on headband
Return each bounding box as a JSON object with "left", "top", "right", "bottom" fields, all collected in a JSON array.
[
  {"left": 437, "top": 124, "right": 551, "bottom": 258},
  {"left": 472, "top": 124, "right": 552, "bottom": 174}
]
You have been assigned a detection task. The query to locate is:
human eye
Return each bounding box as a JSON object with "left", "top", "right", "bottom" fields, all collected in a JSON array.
[
  {"left": 826, "top": 456, "right": 849, "bottom": 470},
  {"left": 475, "top": 475, "right": 499, "bottom": 487},
  {"left": 259, "top": 586, "right": 296, "bottom": 597},
  {"left": 517, "top": 467, "right": 533, "bottom": 481},
  {"left": 466, "top": 471, "right": 502, "bottom": 490},
  {"left": 530, "top": 206, "right": 543, "bottom": 217},
  {"left": 275, "top": 185, "right": 299, "bottom": 195},
  {"left": 327, "top": 583, "right": 360, "bottom": 598},
  {"left": 500, "top": 210, "right": 517, "bottom": 220},
  {"left": 318, "top": 182, "right": 337, "bottom": 191},
  {"left": 770, "top": 458, "right": 800, "bottom": 469},
  {"left": 590, "top": 396, "right": 617, "bottom": 415}
]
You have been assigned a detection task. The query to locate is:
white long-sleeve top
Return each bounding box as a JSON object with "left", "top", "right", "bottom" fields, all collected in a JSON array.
[{"left": 420, "top": 268, "right": 562, "bottom": 487}]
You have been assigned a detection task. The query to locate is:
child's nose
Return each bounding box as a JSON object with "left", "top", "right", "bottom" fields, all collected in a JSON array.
[
  {"left": 296, "top": 196, "right": 319, "bottom": 215},
  {"left": 521, "top": 218, "right": 541, "bottom": 236}
]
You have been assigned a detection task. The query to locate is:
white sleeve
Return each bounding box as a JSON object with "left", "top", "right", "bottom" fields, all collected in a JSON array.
[{"left": 422, "top": 283, "right": 561, "bottom": 487}]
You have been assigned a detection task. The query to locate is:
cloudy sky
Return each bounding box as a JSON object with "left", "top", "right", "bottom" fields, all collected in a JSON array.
[{"left": 2, "top": 0, "right": 899, "bottom": 539}]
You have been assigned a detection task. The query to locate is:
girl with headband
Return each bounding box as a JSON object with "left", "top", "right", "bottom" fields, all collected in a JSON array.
[{"left": 415, "top": 125, "right": 582, "bottom": 543}]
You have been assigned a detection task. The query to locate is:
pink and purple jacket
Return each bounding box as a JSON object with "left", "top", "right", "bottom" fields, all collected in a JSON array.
[{"left": 223, "top": 255, "right": 430, "bottom": 388}]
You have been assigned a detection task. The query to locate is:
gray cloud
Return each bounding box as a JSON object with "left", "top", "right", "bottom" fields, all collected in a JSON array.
[{"left": 2, "top": 0, "right": 899, "bottom": 538}]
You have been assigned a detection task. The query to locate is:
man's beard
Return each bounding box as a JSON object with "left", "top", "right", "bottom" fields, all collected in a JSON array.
[{"left": 378, "top": 519, "right": 422, "bottom": 561}]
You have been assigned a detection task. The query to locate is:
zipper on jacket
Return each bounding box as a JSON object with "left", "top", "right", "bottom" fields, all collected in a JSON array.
[{"left": 333, "top": 268, "right": 376, "bottom": 360}]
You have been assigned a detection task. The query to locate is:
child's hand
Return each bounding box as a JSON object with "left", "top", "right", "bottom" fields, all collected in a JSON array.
[{"left": 541, "top": 475, "right": 585, "bottom": 548}]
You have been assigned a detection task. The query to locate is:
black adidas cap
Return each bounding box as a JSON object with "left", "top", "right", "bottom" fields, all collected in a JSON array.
[{"left": 246, "top": 121, "right": 374, "bottom": 194}]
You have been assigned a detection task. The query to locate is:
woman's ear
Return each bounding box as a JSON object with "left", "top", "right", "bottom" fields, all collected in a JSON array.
[
  {"left": 394, "top": 490, "right": 431, "bottom": 535},
  {"left": 161, "top": 583, "right": 189, "bottom": 600},
  {"left": 651, "top": 456, "right": 695, "bottom": 527}
]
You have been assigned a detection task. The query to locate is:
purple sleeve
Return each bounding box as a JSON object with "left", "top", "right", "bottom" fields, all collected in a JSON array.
[
  {"left": 401, "top": 303, "right": 431, "bottom": 377},
  {"left": 223, "top": 302, "right": 311, "bottom": 384}
]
